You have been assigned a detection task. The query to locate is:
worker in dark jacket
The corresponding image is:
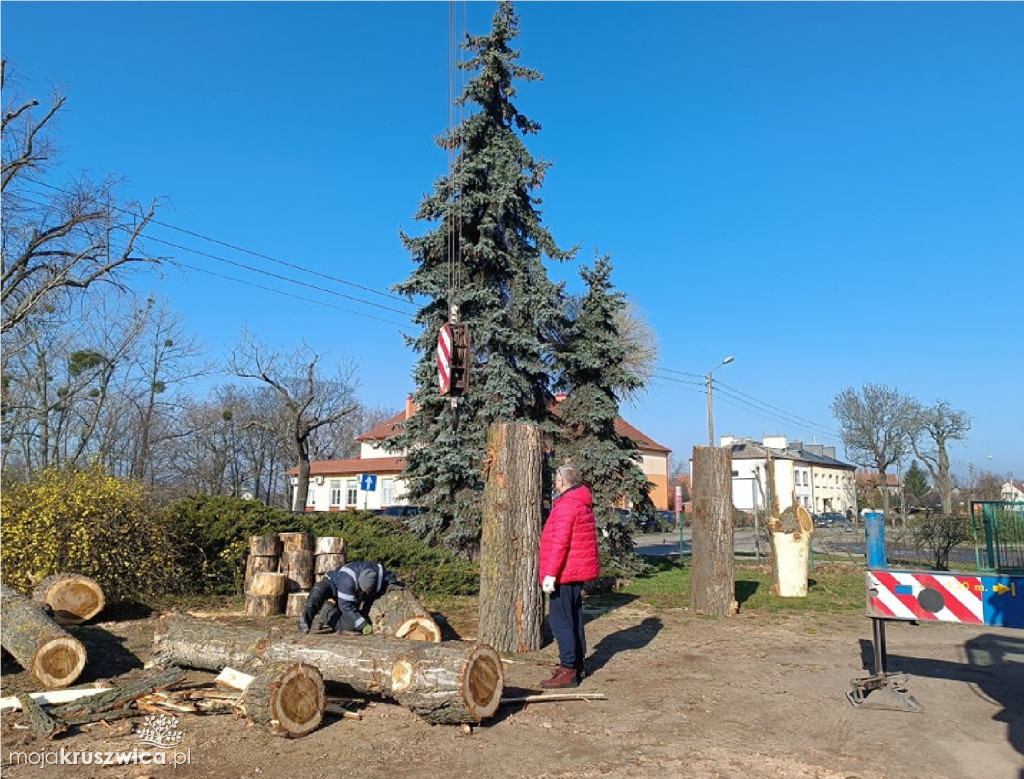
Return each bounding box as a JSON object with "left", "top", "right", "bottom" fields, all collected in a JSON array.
[{"left": 297, "top": 560, "right": 401, "bottom": 635}]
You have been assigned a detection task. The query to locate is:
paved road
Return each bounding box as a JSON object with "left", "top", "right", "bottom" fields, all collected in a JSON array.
[{"left": 633, "top": 527, "right": 866, "bottom": 560}]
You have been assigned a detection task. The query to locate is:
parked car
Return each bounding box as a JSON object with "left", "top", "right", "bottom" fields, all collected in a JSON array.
[
  {"left": 813, "top": 511, "right": 848, "bottom": 528},
  {"left": 382, "top": 505, "right": 426, "bottom": 519}
]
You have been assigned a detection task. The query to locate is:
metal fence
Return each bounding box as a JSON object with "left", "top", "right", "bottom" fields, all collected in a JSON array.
[{"left": 973, "top": 501, "right": 1024, "bottom": 573}]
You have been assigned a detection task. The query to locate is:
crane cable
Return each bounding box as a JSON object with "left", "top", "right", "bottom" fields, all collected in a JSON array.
[{"left": 447, "top": 0, "right": 464, "bottom": 324}]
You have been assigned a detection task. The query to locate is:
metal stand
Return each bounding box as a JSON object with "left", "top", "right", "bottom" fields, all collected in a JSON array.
[{"left": 847, "top": 618, "right": 923, "bottom": 713}]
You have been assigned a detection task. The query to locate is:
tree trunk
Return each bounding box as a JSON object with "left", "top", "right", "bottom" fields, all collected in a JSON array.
[
  {"left": 31, "top": 573, "right": 105, "bottom": 625},
  {"left": 478, "top": 421, "right": 544, "bottom": 654},
  {"left": 690, "top": 447, "right": 736, "bottom": 617},
  {"left": 238, "top": 662, "right": 325, "bottom": 737},
  {"left": 1, "top": 584, "right": 87, "bottom": 689},
  {"left": 368, "top": 587, "right": 441, "bottom": 642},
  {"left": 150, "top": 614, "right": 503, "bottom": 724}
]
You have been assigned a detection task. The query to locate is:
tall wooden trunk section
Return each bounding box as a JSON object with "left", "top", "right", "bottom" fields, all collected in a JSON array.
[
  {"left": 690, "top": 446, "right": 736, "bottom": 617},
  {"left": 478, "top": 422, "right": 544, "bottom": 653}
]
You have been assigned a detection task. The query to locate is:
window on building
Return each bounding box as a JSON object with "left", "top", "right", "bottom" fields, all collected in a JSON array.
[
  {"left": 346, "top": 480, "right": 358, "bottom": 506},
  {"left": 382, "top": 478, "right": 394, "bottom": 505},
  {"left": 330, "top": 480, "right": 342, "bottom": 507}
]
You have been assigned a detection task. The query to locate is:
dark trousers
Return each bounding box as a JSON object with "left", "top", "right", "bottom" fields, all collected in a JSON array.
[
  {"left": 548, "top": 581, "right": 586, "bottom": 670},
  {"left": 302, "top": 578, "right": 360, "bottom": 633}
]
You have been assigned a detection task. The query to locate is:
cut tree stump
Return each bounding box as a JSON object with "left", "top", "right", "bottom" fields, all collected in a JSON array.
[
  {"left": 1, "top": 583, "right": 87, "bottom": 689},
  {"left": 150, "top": 614, "right": 503, "bottom": 723},
  {"left": 31, "top": 573, "right": 105, "bottom": 625},
  {"left": 246, "top": 595, "right": 285, "bottom": 617},
  {"left": 244, "top": 555, "right": 280, "bottom": 595},
  {"left": 237, "top": 662, "right": 325, "bottom": 737},
  {"left": 280, "top": 550, "right": 314, "bottom": 591},
  {"left": 369, "top": 587, "right": 441, "bottom": 642}
]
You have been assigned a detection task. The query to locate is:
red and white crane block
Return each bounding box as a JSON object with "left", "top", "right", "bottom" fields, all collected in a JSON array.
[
  {"left": 866, "top": 569, "right": 1024, "bottom": 628},
  {"left": 437, "top": 323, "right": 454, "bottom": 396}
]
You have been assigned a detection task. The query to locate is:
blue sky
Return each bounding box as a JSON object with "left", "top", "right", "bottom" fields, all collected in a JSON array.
[{"left": 3, "top": 2, "right": 1022, "bottom": 482}]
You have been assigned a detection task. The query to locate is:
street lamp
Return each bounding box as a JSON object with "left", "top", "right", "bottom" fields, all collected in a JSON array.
[{"left": 706, "top": 355, "right": 734, "bottom": 447}]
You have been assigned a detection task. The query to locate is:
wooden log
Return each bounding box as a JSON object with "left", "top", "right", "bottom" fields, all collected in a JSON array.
[
  {"left": 238, "top": 662, "right": 325, "bottom": 737},
  {"left": 250, "top": 535, "right": 283, "bottom": 556},
  {"left": 315, "top": 552, "right": 346, "bottom": 576},
  {"left": 245, "top": 594, "right": 285, "bottom": 617},
  {"left": 244, "top": 554, "right": 280, "bottom": 591},
  {"left": 280, "top": 550, "right": 315, "bottom": 591},
  {"left": 286, "top": 592, "right": 309, "bottom": 617},
  {"left": 249, "top": 572, "right": 286, "bottom": 596},
  {"left": 30, "top": 573, "right": 105, "bottom": 625},
  {"left": 368, "top": 587, "right": 441, "bottom": 642},
  {"left": 18, "top": 693, "right": 63, "bottom": 737},
  {"left": 151, "top": 614, "right": 503, "bottom": 723},
  {"left": 0, "top": 684, "right": 112, "bottom": 713},
  {"left": 279, "top": 532, "right": 315, "bottom": 553},
  {"left": 0, "top": 583, "right": 87, "bottom": 689},
  {"left": 315, "top": 536, "right": 346, "bottom": 555}
]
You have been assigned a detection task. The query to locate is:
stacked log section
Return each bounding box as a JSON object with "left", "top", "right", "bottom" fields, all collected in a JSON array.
[
  {"left": 0, "top": 584, "right": 87, "bottom": 689},
  {"left": 30, "top": 573, "right": 106, "bottom": 626},
  {"left": 244, "top": 536, "right": 282, "bottom": 595},
  {"left": 369, "top": 587, "right": 441, "bottom": 642},
  {"left": 285, "top": 593, "right": 309, "bottom": 617},
  {"left": 314, "top": 536, "right": 346, "bottom": 577},
  {"left": 279, "top": 533, "right": 315, "bottom": 592},
  {"left": 239, "top": 662, "right": 325, "bottom": 737},
  {"left": 150, "top": 615, "right": 503, "bottom": 724},
  {"left": 245, "top": 573, "right": 286, "bottom": 617}
]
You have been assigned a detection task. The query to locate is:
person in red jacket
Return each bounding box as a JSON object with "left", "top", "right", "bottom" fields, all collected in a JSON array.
[{"left": 538, "top": 463, "right": 601, "bottom": 688}]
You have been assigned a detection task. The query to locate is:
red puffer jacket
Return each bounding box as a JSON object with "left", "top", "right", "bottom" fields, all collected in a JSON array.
[{"left": 539, "top": 484, "right": 601, "bottom": 584}]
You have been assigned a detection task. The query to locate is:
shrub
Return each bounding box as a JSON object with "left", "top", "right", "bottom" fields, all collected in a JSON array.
[
  {"left": 297, "top": 511, "right": 479, "bottom": 596},
  {"left": 0, "top": 466, "right": 180, "bottom": 601},
  {"left": 165, "top": 495, "right": 298, "bottom": 595}
]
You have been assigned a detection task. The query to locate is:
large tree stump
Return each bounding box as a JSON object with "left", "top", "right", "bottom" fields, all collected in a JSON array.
[
  {"left": 478, "top": 421, "right": 544, "bottom": 654},
  {"left": 150, "top": 614, "right": 503, "bottom": 723},
  {"left": 315, "top": 552, "right": 346, "bottom": 577},
  {"left": 250, "top": 535, "right": 283, "bottom": 557},
  {"left": 1, "top": 584, "right": 87, "bottom": 689},
  {"left": 690, "top": 446, "right": 736, "bottom": 617},
  {"left": 285, "top": 592, "right": 309, "bottom": 617},
  {"left": 246, "top": 572, "right": 286, "bottom": 617},
  {"left": 244, "top": 555, "right": 280, "bottom": 595},
  {"left": 315, "top": 537, "right": 346, "bottom": 555},
  {"left": 368, "top": 587, "right": 441, "bottom": 642},
  {"left": 31, "top": 573, "right": 105, "bottom": 625},
  {"left": 279, "top": 532, "right": 314, "bottom": 553},
  {"left": 280, "top": 550, "right": 314, "bottom": 591},
  {"left": 238, "top": 662, "right": 325, "bottom": 737}
]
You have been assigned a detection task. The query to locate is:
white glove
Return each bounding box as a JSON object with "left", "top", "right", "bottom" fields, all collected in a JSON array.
[{"left": 542, "top": 575, "right": 556, "bottom": 594}]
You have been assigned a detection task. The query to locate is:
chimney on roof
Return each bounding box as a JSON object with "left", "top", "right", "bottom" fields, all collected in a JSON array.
[
  {"left": 405, "top": 395, "right": 415, "bottom": 420},
  {"left": 554, "top": 393, "right": 568, "bottom": 402},
  {"left": 762, "top": 436, "right": 787, "bottom": 449},
  {"left": 824, "top": 446, "right": 836, "bottom": 459}
]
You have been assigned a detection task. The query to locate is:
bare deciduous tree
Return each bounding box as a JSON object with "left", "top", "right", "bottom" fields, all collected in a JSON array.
[
  {"left": 910, "top": 400, "right": 971, "bottom": 515},
  {"left": 1, "top": 59, "right": 159, "bottom": 337},
  {"left": 229, "top": 332, "right": 360, "bottom": 511},
  {"left": 831, "top": 383, "right": 919, "bottom": 517}
]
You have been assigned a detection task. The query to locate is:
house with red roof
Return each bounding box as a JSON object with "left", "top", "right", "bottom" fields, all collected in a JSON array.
[{"left": 286, "top": 396, "right": 672, "bottom": 512}]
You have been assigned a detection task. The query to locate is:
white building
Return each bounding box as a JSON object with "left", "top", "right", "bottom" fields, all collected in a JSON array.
[{"left": 721, "top": 435, "right": 857, "bottom": 516}]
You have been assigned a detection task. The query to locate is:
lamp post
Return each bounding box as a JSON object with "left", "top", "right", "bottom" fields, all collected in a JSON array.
[{"left": 705, "top": 355, "right": 734, "bottom": 447}]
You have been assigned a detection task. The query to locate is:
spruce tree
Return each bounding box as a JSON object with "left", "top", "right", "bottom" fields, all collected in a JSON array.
[
  {"left": 552, "top": 253, "right": 654, "bottom": 576},
  {"left": 391, "top": 2, "right": 574, "bottom": 554}
]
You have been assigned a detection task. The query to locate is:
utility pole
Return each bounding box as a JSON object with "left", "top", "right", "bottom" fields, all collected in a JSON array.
[{"left": 705, "top": 356, "right": 734, "bottom": 447}]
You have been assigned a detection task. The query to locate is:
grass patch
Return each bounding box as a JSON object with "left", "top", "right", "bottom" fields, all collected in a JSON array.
[{"left": 592, "top": 558, "right": 865, "bottom": 615}]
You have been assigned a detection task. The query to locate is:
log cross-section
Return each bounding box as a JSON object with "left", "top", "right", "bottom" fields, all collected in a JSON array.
[
  {"left": 239, "top": 662, "right": 325, "bottom": 737},
  {"left": 368, "top": 587, "right": 441, "bottom": 642},
  {"left": 1, "top": 584, "right": 87, "bottom": 689},
  {"left": 31, "top": 573, "right": 106, "bottom": 625}
]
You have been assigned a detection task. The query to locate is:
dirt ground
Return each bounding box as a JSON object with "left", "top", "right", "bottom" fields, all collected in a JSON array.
[{"left": 2, "top": 599, "right": 1022, "bottom": 779}]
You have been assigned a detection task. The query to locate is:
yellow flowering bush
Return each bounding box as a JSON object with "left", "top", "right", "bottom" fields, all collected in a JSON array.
[{"left": 0, "top": 466, "right": 181, "bottom": 601}]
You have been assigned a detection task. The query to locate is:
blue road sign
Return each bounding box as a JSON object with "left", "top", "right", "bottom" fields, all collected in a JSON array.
[{"left": 359, "top": 474, "right": 377, "bottom": 492}]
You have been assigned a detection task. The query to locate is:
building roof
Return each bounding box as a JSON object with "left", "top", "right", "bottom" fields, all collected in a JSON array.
[
  {"left": 285, "top": 457, "right": 406, "bottom": 478},
  {"left": 356, "top": 397, "right": 671, "bottom": 454},
  {"left": 727, "top": 437, "right": 855, "bottom": 470},
  {"left": 855, "top": 469, "right": 900, "bottom": 487}
]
